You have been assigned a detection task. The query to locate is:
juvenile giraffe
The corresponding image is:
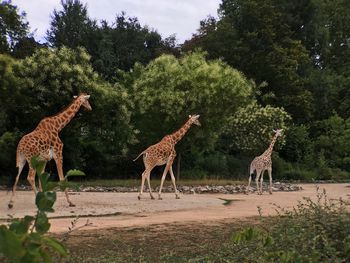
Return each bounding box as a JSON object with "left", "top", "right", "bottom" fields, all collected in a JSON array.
[
  {"left": 8, "top": 93, "right": 92, "bottom": 209},
  {"left": 247, "top": 129, "right": 283, "bottom": 195},
  {"left": 134, "top": 115, "right": 201, "bottom": 200}
]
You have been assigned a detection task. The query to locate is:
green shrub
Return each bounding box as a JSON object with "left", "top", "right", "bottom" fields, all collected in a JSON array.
[
  {"left": 193, "top": 187, "right": 350, "bottom": 262},
  {"left": 0, "top": 157, "right": 85, "bottom": 262}
]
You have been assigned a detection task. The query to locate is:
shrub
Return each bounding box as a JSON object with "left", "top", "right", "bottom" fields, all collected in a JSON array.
[
  {"left": 198, "top": 187, "right": 350, "bottom": 262},
  {"left": 0, "top": 157, "right": 84, "bottom": 262}
]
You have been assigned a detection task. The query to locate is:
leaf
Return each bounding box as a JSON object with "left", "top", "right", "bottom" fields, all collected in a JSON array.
[
  {"left": 36, "top": 192, "right": 56, "bottom": 212},
  {"left": 42, "top": 237, "right": 68, "bottom": 257},
  {"left": 35, "top": 212, "right": 51, "bottom": 234},
  {"left": 39, "top": 248, "right": 53, "bottom": 263},
  {"left": 38, "top": 172, "right": 50, "bottom": 192},
  {"left": 9, "top": 215, "right": 34, "bottom": 234},
  {"left": 0, "top": 225, "right": 26, "bottom": 262},
  {"left": 30, "top": 156, "right": 46, "bottom": 175},
  {"left": 66, "top": 169, "right": 86, "bottom": 177}
]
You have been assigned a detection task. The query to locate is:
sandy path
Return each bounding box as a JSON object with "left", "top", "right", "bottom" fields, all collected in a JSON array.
[{"left": 1, "top": 183, "right": 349, "bottom": 233}]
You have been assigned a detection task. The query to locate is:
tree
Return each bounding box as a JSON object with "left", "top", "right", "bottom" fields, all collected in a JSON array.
[
  {"left": 183, "top": 0, "right": 313, "bottom": 123},
  {"left": 46, "top": 0, "right": 97, "bottom": 49},
  {"left": 222, "top": 102, "right": 291, "bottom": 155},
  {"left": 4, "top": 47, "right": 135, "bottom": 177},
  {"left": 131, "top": 51, "right": 254, "bottom": 155},
  {"left": 0, "top": 0, "right": 29, "bottom": 53}
]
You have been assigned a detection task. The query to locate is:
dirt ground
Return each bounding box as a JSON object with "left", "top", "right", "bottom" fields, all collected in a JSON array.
[{"left": 1, "top": 183, "right": 349, "bottom": 233}]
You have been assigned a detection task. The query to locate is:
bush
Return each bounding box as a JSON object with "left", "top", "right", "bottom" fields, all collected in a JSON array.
[
  {"left": 0, "top": 157, "right": 85, "bottom": 262},
  {"left": 191, "top": 187, "right": 350, "bottom": 262}
]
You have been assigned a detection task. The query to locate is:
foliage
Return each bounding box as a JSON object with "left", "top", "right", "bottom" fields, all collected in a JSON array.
[
  {"left": 132, "top": 51, "right": 254, "bottom": 154},
  {"left": 184, "top": 187, "right": 350, "bottom": 262},
  {"left": 0, "top": 156, "right": 85, "bottom": 262},
  {"left": 223, "top": 102, "right": 291, "bottom": 154},
  {"left": 183, "top": 0, "right": 313, "bottom": 122},
  {"left": 312, "top": 114, "right": 350, "bottom": 171},
  {"left": 46, "top": 0, "right": 179, "bottom": 79},
  {"left": 0, "top": 1, "right": 29, "bottom": 53},
  {"left": 46, "top": 0, "right": 97, "bottom": 50}
]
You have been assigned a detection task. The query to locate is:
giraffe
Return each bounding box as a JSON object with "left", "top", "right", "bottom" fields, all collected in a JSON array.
[
  {"left": 8, "top": 93, "right": 92, "bottom": 209},
  {"left": 134, "top": 115, "right": 201, "bottom": 200},
  {"left": 247, "top": 129, "right": 283, "bottom": 195}
]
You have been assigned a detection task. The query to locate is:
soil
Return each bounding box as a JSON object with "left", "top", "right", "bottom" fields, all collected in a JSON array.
[{"left": 1, "top": 183, "right": 349, "bottom": 233}]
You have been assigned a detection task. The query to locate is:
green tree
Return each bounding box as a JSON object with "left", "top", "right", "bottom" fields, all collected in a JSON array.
[
  {"left": 222, "top": 102, "right": 291, "bottom": 155},
  {"left": 131, "top": 51, "right": 254, "bottom": 155},
  {"left": 4, "top": 47, "right": 135, "bottom": 177},
  {"left": 0, "top": 0, "right": 29, "bottom": 53},
  {"left": 46, "top": 0, "right": 97, "bottom": 49},
  {"left": 183, "top": 0, "right": 313, "bottom": 123}
]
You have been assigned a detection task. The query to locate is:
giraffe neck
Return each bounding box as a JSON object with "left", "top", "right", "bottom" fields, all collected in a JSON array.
[
  {"left": 170, "top": 119, "right": 193, "bottom": 144},
  {"left": 51, "top": 99, "right": 82, "bottom": 132},
  {"left": 262, "top": 134, "right": 278, "bottom": 157}
]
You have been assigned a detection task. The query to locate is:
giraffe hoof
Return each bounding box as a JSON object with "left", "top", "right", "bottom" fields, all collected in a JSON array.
[
  {"left": 150, "top": 196, "right": 155, "bottom": 200},
  {"left": 158, "top": 197, "right": 163, "bottom": 200},
  {"left": 175, "top": 196, "right": 180, "bottom": 199},
  {"left": 138, "top": 196, "right": 141, "bottom": 200},
  {"left": 69, "top": 203, "right": 76, "bottom": 207},
  {"left": 8, "top": 203, "right": 13, "bottom": 209}
]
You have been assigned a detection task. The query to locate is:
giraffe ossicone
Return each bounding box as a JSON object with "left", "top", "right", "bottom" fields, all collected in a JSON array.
[
  {"left": 247, "top": 128, "right": 283, "bottom": 195},
  {"left": 8, "top": 93, "right": 92, "bottom": 209},
  {"left": 134, "top": 114, "right": 201, "bottom": 200}
]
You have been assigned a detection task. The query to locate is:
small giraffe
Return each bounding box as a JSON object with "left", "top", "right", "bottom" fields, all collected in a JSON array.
[
  {"left": 247, "top": 129, "right": 283, "bottom": 195},
  {"left": 8, "top": 93, "right": 92, "bottom": 209},
  {"left": 134, "top": 115, "right": 201, "bottom": 200}
]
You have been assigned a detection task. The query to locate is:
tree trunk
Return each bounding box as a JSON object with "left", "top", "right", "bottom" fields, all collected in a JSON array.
[{"left": 176, "top": 153, "right": 181, "bottom": 181}]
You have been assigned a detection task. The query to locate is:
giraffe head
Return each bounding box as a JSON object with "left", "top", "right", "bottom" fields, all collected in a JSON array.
[
  {"left": 73, "top": 93, "right": 92, "bottom": 111},
  {"left": 188, "top": 114, "right": 201, "bottom": 126},
  {"left": 273, "top": 129, "right": 283, "bottom": 137}
]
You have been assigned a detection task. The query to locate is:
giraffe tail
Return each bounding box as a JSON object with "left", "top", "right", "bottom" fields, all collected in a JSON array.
[{"left": 133, "top": 151, "right": 145, "bottom": 162}]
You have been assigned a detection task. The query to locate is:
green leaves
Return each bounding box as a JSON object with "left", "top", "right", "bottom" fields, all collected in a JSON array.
[
  {"left": 0, "top": 156, "right": 86, "bottom": 262},
  {"left": 35, "top": 191, "right": 56, "bottom": 212},
  {"left": 133, "top": 51, "right": 254, "bottom": 152},
  {"left": 0, "top": 225, "right": 26, "bottom": 262}
]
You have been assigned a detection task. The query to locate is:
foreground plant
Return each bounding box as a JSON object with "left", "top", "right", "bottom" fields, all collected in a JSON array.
[
  {"left": 231, "top": 186, "right": 350, "bottom": 263},
  {"left": 0, "top": 156, "right": 85, "bottom": 262}
]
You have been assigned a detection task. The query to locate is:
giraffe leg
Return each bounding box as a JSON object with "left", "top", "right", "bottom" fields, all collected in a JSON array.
[
  {"left": 169, "top": 166, "right": 180, "bottom": 199},
  {"left": 146, "top": 172, "right": 155, "bottom": 199},
  {"left": 27, "top": 167, "right": 37, "bottom": 195},
  {"left": 138, "top": 170, "right": 147, "bottom": 200},
  {"left": 158, "top": 162, "right": 171, "bottom": 200},
  {"left": 255, "top": 170, "right": 262, "bottom": 194},
  {"left": 268, "top": 168, "right": 273, "bottom": 194},
  {"left": 247, "top": 171, "right": 253, "bottom": 194},
  {"left": 54, "top": 152, "right": 74, "bottom": 207},
  {"left": 8, "top": 157, "right": 26, "bottom": 209},
  {"left": 38, "top": 162, "right": 47, "bottom": 192},
  {"left": 259, "top": 170, "right": 264, "bottom": 195}
]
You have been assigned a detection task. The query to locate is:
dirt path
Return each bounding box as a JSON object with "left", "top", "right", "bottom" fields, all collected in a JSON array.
[{"left": 1, "top": 183, "right": 349, "bottom": 233}]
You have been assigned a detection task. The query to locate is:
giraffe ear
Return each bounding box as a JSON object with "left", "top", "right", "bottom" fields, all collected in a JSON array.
[
  {"left": 84, "top": 95, "right": 90, "bottom": 99},
  {"left": 272, "top": 129, "right": 276, "bottom": 133},
  {"left": 73, "top": 95, "right": 78, "bottom": 99},
  {"left": 189, "top": 115, "right": 192, "bottom": 118}
]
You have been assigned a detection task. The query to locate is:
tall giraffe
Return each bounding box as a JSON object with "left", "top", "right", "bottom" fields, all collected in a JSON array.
[
  {"left": 247, "top": 129, "right": 283, "bottom": 195},
  {"left": 134, "top": 115, "right": 201, "bottom": 200},
  {"left": 8, "top": 93, "right": 92, "bottom": 209}
]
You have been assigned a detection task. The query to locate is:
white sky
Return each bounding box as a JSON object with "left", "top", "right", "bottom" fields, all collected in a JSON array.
[{"left": 13, "top": 0, "right": 221, "bottom": 44}]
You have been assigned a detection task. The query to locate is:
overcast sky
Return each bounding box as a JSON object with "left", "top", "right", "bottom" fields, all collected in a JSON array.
[{"left": 13, "top": 0, "right": 221, "bottom": 44}]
